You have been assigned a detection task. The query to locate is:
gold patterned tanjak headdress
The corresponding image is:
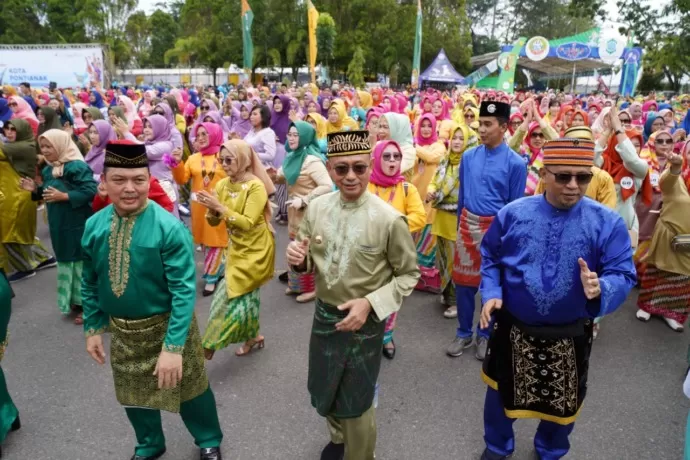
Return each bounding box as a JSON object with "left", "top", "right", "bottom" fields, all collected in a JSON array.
[
  {"left": 104, "top": 141, "right": 149, "bottom": 168},
  {"left": 327, "top": 130, "right": 371, "bottom": 157}
]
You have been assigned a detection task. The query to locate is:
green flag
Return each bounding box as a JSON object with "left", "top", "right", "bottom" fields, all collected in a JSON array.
[
  {"left": 241, "top": 0, "right": 254, "bottom": 72},
  {"left": 411, "top": 0, "right": 422, "bottom": 86}
]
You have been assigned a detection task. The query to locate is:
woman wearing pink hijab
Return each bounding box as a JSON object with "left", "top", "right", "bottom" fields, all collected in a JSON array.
[
  {"left": 8, "top": 96, "right": 39, "bottom": 135},
  {"left": 117, "top": 95, "right": 143, "bottom": 137},
  {"left": 137, "top": 90, "right": 155, "bottom": 119},
  {"left": 367, "top": 140, "right": 426, "bottom": 359}
]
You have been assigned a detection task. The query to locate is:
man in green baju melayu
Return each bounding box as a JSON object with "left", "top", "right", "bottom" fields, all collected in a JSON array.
[
  {"left": 287, "top": 131, "right": 420, "bottom": 460},
  {"left": 81, "top": 141, "right": 223, "bottom": 460}
]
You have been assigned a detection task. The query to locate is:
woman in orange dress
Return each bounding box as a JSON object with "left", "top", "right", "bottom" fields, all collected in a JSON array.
[{"left": 171, "top": 122, "right": 228, "bottom": 296}]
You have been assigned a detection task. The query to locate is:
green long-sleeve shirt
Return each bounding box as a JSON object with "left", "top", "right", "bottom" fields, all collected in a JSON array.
[{"left": 81, "top": 201, "right": 197, "bottom": 354}]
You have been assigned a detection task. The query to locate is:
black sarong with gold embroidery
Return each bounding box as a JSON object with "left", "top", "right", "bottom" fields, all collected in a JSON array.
[
  {"left": 481, "top": 309, "right": 593, "bottom": 425},
  {"left": 110, "top": 313, "right": 208, "bottom": 413},
  {"left": 308, "top": 299, "right": 386, "bottom": 419}
]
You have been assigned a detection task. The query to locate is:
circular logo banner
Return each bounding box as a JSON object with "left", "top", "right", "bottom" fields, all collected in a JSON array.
[
  {"left": 525, "top": 36, "right": 550, "bottom": 62},
  {"left": 598, "top": 33, "right": 626, "bottom": 64}
]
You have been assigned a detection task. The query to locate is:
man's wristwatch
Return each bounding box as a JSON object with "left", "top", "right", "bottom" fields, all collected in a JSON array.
[{"left": 614, "top": 129, "right": 624, "bottom": 135}]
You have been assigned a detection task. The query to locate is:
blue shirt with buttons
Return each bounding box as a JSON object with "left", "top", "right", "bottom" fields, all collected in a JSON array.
[{"left": 458, "top": 142, "right": 527, "bottom": 217}]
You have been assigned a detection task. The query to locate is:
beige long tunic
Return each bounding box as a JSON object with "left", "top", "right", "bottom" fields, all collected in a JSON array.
[
  {"left": 277, "top": 156, "right": 333, "bottom": 238},
  {"left": 296, "top": 191, "right": 420, "bottom": 321},
  {"left": 645, "top": 169, "right": 690, "bottom": 276}
]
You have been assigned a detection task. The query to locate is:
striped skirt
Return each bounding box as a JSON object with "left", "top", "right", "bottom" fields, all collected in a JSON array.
[
  {"left": 275, "top": 184, "right": 288, "bottom": 221},
  {"left": 412, "top": 224, "right": 437, "bottom": 268},
  {"left": 637, "top": 265, "right": 690, "bottom": 323},
  {"left": 202, "top": 281, "right": 260, "bottom": 350},
  {"left": 3, "top": 240, "right": 52, "bottom": 273},
  {"left": 202, "top": 247, "right": 225, "bottom": 285},
  {"left": 57, "top": 261, "right": 83, "bottom": 315},
  {"left": 288, "top": 265, "right": 316, "bottom": 294},
  {"left": 383, "top": 312, "right": 398, "bottom": 345}
]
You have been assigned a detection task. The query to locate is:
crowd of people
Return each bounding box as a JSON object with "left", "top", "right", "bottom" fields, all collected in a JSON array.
[{"left": 0, "top": 79, "right": 689, "bottom": 460}]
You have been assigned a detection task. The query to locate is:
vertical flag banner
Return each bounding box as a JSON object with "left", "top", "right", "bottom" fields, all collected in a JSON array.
[
  {"left": 241, "top": 0, "right": 254, "bottom": 74},
  {"left": 308, "top": 0, "right": 319, "bottom": 84},
  {"left": 411, "top": 0, "right": 422, "bottom": 86}
]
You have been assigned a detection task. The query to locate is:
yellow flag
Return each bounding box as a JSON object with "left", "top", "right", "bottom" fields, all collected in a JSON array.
[{"left": 308, "top": 0, "right": 319, "bottom": 84}]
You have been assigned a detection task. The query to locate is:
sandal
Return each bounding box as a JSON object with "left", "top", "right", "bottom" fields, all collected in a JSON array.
[
  {"left": 296, "top": 291, "right": 316, "bottom": 303},
  {"left": 235, "top": 336, "right": 265, "bottom": 356}
]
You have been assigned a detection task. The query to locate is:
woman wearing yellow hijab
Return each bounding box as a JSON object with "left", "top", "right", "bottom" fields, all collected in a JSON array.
[
  {"left": 325, "top": 100, "right": 359, "bottom": 133},
  {"left": 304, "top": 112, "right": 328, "bottom": 155}
]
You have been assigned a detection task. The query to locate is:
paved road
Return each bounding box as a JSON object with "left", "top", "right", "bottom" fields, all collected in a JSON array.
[{"left": 2, "top": 221, "right": 689, "bottom": 460}]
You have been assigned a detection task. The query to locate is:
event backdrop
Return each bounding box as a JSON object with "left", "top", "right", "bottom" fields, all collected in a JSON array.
[{"left": 0, "top": 46, "right": 104, "bottom": 88}]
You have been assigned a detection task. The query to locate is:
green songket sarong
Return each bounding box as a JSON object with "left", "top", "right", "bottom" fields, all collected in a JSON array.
[
  {"left": 0, "top": 272, "right": 18, "bottom": 444},
  {"left": 308, "top": 299, "right": 386, "bottom": 419},
  {"left": 110, "top": 313, "right": 208, "bottom": 414}
]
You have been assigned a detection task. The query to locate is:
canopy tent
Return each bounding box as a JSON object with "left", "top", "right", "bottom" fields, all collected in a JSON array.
[
  {"left": 466, "top": 28, "right": 642, "bottom": 95},
  {"left": 419, "top": 49, "right": 465, "bottom": 84}
]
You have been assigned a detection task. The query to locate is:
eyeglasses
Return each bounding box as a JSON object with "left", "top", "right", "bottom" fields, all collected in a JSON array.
[
  {"left": 530, "top": 132, "right": 545, "bottom": 139},
  {"left": 618, "top": 117, "right": 631, "bottom": 124},
  {"left": 510, "top": 121, "right": 522, "bottom": 127},
  {"left": 200, "top": 105, "right": 210, "bottom": 111},
  {"left": 333, "top": 163, "right": 369, "bottom": 176},
  {"left": 219, "top": 157, "right": 233, "bottom": 165},
  {"left": 545, "top": 167, "right": 593, "bottom": 185},
  {"left": 382, "top": 153, "right": 403, "bottom": 161},
  {"left": 682, "top": 100, "right": 690, "bottom": 105},
  {"left": 8, "top": 102, "right": 17, "bottom": 108},
  {"left": 154, "top": 110, "right": 165, "bottom": 116},
  {"left": 655, "top": 138, "right": 673, "bottom": 145},
  {"left": 464, "top": 114, "right": 474, "bottom": 120},
  {"left": 4, "top": 126, "right": 16, "bottom": 132}
]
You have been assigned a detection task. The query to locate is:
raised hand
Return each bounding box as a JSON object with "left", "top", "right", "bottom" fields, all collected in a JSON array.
[{"left": 286, "top": 238, "right": 310, "bottom": 266}]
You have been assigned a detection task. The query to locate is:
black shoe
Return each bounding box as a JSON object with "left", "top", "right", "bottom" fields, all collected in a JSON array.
[
  {"left": 278, "top": 271, "right": 289, "bottom": 283},
  {"left": 480, "top": 447, "right": 511, "bottom": 460},
  {"left": 130, "top": 448, "right": 166, "bottom": 460},
  {"left": 200, "top": 447, "right": 222, "bottom": 460},
  {"left": 320, "top": 441, "right": 344, "bottom": 460},
  {"left": 36, "top": 257, "right": 57, "bottom": 271},
  {"left": 382, "top": 341, "right": 396, "bottom": 360},
  {"left": 10, "top": 416, "right": 19, "bottom": 432},
  {"left": 202, "top": 285, "right": 217, "bottom": 297},
  {"left": 7, "top": 271, "right": 36, "bottom": 283}
]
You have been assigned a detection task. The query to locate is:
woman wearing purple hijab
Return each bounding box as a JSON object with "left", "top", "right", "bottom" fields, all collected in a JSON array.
[
  {"left": 84, "top": 120, "right": 117, "bottom": 180},
  {"left": 271, "top": 94, "right": 292, "bottom": 224},
  {"left": 151, "top": 103, "right": 184, "bottom": 150},
  {"left": 318, "top": 95, "right": 332, "bottom": 117},
  {"left": 228, "top": 102, "right": 253, "bottom": 139},
  {"left": 142, "top": 114, "right": 179, "bottom": 217}
]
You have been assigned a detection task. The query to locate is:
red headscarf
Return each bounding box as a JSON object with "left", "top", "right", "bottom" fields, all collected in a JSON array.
[
  {"left": 602, "top": 128, "right": 652, "bottom": 205},
  {"left": 555, "top": 104, "right": 574, "bottom": 129},
  {"left": 195, "top": 122, "right": 223, "bottom": 156},
  {"left": 382, "top": 95, "right": 398, "bottom": 114},
  {"left": 415, "top": 113, "right": 438, "bottom": 146},
  {"left": 370, "top": 140, "right": 405, "bottom": 187},
  {"left": 571, "top": 109, "right": 589, "bottom": 127},
  {"left": 370, "top": 88, "right": 383, "bottom": 106},
  {"left": 523, "top": 122, "right": 543, "bottom": 163},
  {"left": 508, "top": 112, "right": 523, "bottom": 136},
  {"left": 682, "top": 140, "right": 690, "bottom": 193}
]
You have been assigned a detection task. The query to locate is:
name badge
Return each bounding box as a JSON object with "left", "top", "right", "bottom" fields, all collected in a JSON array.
[
  {"left": 620, "top": 177, "right": 634, "bottom": 190},
  {"left": 650, "top": 172, "right": 660, "bottom": 187}
]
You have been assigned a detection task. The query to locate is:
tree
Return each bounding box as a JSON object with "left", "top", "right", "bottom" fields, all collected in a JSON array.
[
  {"left": 44, "top": 0, "right": 89, "bottom": 43},
  {"left": 347, "top": 46, "right": 366, "bottom": 88},
  {"left": 178, "top": 0, "right": 241, "bottom": 85},
  {"left": 316, "top": 13, "right": 337, "bottom": 78},
  {"left": 165, "top": 37, "right": 200, "bottom": 68},
  {"left": 618, "top": 0, "right": 690, "bottom": 91},
  {"left": 148, "top": 9, "right": 179, "bottom": 68},
  {"left": 0, "top": 0, "right": 47, "bottom": 44},
  {"left": 125, "top": 11, "right": 151, "bottom": 67}
]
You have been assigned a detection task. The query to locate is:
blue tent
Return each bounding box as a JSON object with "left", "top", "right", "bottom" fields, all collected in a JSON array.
[{"left": 419, "top": 49, "right": 465, "bottom": 83}]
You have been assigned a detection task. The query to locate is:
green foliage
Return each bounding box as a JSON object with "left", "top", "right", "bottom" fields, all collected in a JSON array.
[
  {"left": 618, "top": 0, "right": 690, "bottom": 91},
  {"left": 148, "top": 10, "right": 180, "bottom": 68},
  {"left": 0, "top": 0, "right": 46, "bottom": 44},
  {"left": 125, "top": 11, "right": 150, "bottom": 67},
  {"left": 347, "top": 46, "right": 366, "bottom": 88},
  {"left": 316, "top": 13, "right": 337, "bottom": 68}
]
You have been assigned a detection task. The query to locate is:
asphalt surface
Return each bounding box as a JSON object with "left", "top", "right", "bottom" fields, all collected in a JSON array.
[{"left": 2, "top": 220, "right": 689, "bottom": 460}]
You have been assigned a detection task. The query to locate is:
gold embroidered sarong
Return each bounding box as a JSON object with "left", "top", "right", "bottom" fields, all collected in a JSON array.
[{"left": 110, "top": 313, "right": 208, "bottom": 413}]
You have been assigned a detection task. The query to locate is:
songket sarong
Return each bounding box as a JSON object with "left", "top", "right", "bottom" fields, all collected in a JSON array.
[
  {"left": 203, "top": 281, "right": 260, "bottom": 349},
  {"left": 308, "top": 299, "right": 386, "bottom": 419},
  {"left": 452, "top": 209, "right": 495, "bottom": 287},
  {"left": 110, "top": 313, "right": 208, "bottom": 414},
  {"left": 287, "top": 239, "right": 316, "bottom": 294},
  {"left": 412, "top": 224, "right": 437, "bottom": 268},
  {"left": 482, "top": 309, "right": 593, "bottom": 425},
  {"left": 3, "top": 240, "right": 52, "bottom": 273},
  {"left": 637, "top": 265, "right": 690, "bottom": 323}
]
